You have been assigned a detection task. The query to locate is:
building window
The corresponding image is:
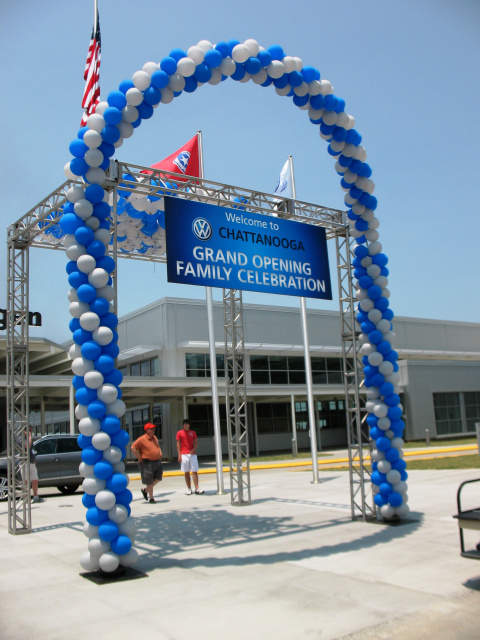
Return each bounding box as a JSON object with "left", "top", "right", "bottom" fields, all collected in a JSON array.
[
  {"left": 250, "top": 355, "right": 343, "bottom": 385},
  {"left": 121, "top": 357, "right": 159, "bottom": 377},
  {"left": 185, "top": 353, "right": 225, "bottom": 378},
  {"left": 256, "top": 403, "right": 291, "bottom": 434},
  {"left": 125, "top": 405, "right": 163, "bottom": 443},
  {"left": 464, "top": 392, "right": 480, "bottom": 432},
  {"left": 187, "top": 404, "right": 227, "bottom": 437},
  {"left": 317, "top": 399, "right": 346, "bottom": 430},
  {"left": 433, "top": 392, "right": 462, "bottom": 435}
]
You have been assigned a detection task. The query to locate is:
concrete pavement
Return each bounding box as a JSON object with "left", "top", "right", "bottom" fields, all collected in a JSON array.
[{"left": 1, "top": 466, "right": 480, "bottom": 639}]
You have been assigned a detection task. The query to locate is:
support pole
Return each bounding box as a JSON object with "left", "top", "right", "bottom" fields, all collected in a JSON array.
[{"left": 300, "top": 297, "right": 319, "bottom": 483}]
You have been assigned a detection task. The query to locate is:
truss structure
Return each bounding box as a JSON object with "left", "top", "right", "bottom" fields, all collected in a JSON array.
[{"left": 6, "top": 159, "right": 373, "bottom": 530}]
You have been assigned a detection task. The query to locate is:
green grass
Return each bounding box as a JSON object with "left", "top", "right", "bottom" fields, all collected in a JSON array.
[
  {"left": 404, "top": 437, "right": 477, "bottom": 448},
  {"left": 320, "top": 455, "right": 480, "bottom": 472},
  {"left": 249, "top": 451, "right": 330, "bottom": 463}
]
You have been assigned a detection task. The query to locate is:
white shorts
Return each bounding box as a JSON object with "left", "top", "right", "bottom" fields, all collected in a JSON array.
[
  {"left": 180, "top": 454, "right": 199, "bottom": 473},
  {"left": 21, "top": 463, "right": 38, "bottom": 482}
]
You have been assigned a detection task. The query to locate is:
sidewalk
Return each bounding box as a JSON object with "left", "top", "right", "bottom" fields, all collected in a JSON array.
[{"left": 1, "top": 466, "right": 480, "bottom": 639}]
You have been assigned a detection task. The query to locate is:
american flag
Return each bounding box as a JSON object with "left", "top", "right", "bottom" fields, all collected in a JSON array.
[{"left": 81, "top": 13, "right": 101, "bottom": 126}]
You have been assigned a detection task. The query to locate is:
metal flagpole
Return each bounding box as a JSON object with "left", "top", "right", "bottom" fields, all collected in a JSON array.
[
  {"left": 198, "top": 130, "right": 225, "bottom": 494},
  {"left": 289, "top": 156, "right": 319, "bottom": 483}
]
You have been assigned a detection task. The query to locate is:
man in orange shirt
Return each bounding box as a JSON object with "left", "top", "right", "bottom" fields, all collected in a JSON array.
[
  {"left": 176, "top": 419, "right": 204, "bottom": 495},
  {"left": 131, "top": 423, "right": 163, "bottom": 503}
]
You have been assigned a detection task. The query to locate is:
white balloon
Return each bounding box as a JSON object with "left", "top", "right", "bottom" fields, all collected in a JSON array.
[
  {"left": 85, "top": 167, "right": 106, "bottom": 185},
  {"left": 238, "top": 72, "right": 251, "bottom": 84},
  {"left": 79, "top": 417, "right": 101, "bottom": 437},
  {"left": 94, "top": 228, "right": 111, "bottom": 246},
  {"left": 391, "top": 437, "right": 405, "bottom": 450},
  {"left": 84, "top": 149, "right": 104, "bottom": 168},
  {"left": 394, "top": 481, "right": 408, "bottom": 494},
  {"left": 83, "top": 476, "right": 106, "bottom": 495},
  {"left": 99, "top": 551, "right": 120, "bottom": 573},
  {"left": 64, "top": 162, "right": 76, "bottom": 180},
  {"left": 219, "top": 58, "right": 236, "bottom": 76},
  {"left": 79, "top": 462, "right": 95, "bottom": 478},
  {"left": 84, "top": 370, "right": 104, "bottom": 390},
  {"left": 77, "top": 255, "right": 96, "bottom": 274},
  {"left": 119, "top": 548, "right": 139, "bottom": 567},
  {"left": 275, "top": 85, "right": 292, "bottom": 97},
  {"left": 96, "top": 284, "right": 115, "bottom": 301},
  {"left": 83, "top": 521, "right": 99, "bottom": 539},
  {"left": 377, "top": 417, "right": 391, "bottom": 431},
  {"left": 83, "top": 129, "right": 103, "bottom": 149},
  {"left": 368, "top": 351, "right": 384, "bottom": 367},
  {"left": 85, "top": 216, "right": 100, "bottom": 231},
  {"left": 95, "top": 489, "right": 116, "bottom": 510},
  {"left": 103, "top": 446, "right": 123, "bottom": 464},
  {"left": 113, "top": 461, "right": 126, "bottom": 474},
  {"left": 208, "top": 68, "right": 223, "bottom": 85},
  {"left": 66, "top": 243, "right": 86, "bottom": 261},
  {"left": 72, "top": 357, "right": 94, "bottom": 377},
  {"left": 80, "top": 550, "right": 100, "bottom": 571},
  {"left": 232, "top": 44, "right": 249, "bottom": 63},
  {"left": 142, "top": 61, "right": 159, "bottom": 76},
  {"left": 380, "top": 504, "right": 396, "bottom": 520},
  {"left": 395, "top": 503, "right": 410, "bottom": 517},
  {"left": 373, "top": 403, "right": 389, "bottom": 419},
  {"left": 67, "top": 186, "right": 85, "bottom": 203},
  {"left": 319, "top": 79, "right": 332, "bottom": 94},
  {"left": 367, "top": 308, "right": 382, "bottom": 323},
  {"left": 88, "top": 268, "right": 109, "bottom": 288},
  {"left": 251, "top": 69, "right": 268, "bottom": 85},
  {"left": 293, "top": 82, "right": 308, "bottom": 97},
  {"left": 267, "top": 60, "right": 285, "bottom": 79},
  {"left": 196, "top": 39, "right": 213, "bottom": 52},
  {"left": 176, "top": 57, "right": 195, "bottom": 77},
  {"left": 122, "top": 105, "right": 139, "bottom": 123},
  {"left": 160, "top": 88, "right": 174, "bottom": 104},
  {"left": 378, "top": 361, "right": 394, "bottom": 376},
  {"left": 97, "top": 384, "right": 118, "bottom": 404},
  {"left": 92, "top": 326, "right": 113, "bottom": 346},
  {"left": 67, "top": 287, "right": 79, "bottom": 303},
  {"left": 187, "top": 45, "right": 204, "bottom": 64},
  {"left": 88, "top": 537, "right": 111, "bottom": 557},
  {"left": 108, "top": 504, "right": 128, "bottom": 524},
  {"left": 126, "top": 87, "right": 144, "bottom": 106},
  {"left": 366, "top": 264, "right": 381, "bottom": 279},
  {"left": 243, "top": 38, "right": 259, "bottom": 57},
  {"left": 92, "top": 432, "right": 112, "bottom": 451},
  {"left": 69, "top": 343, "right": 82, "bottom": 360},
  {"left": 368, "top": 241, "right": 383, "bottom": 256},
  {"left": 74, "top": 199, "right": 94, "bottom": 219},
  {"left": 106, "top": 399, "right": 126, "bottom": 418},
  {"left": 80, "top": 311, "right": 101, "bottom": 332},
  {"left": 87, "top": 113, "right": 105, "bottom": 132},
  {"left": 370, "top": 449, "right": 385, "bottom": 461},
  {"left": 118, "top": 517, "right": 136, "bottom": 540},
  {"left": 386, "top": 469, "right": 402, "bottom": 485},
  {"left": 377, "top": 459, "right": 391, "bottom": 474},
  {"left": 75, "top": 403, "right": 89, "bottom": 419},
  {"left": 132, "top": 70, "right": 151, "bottom": 91}
]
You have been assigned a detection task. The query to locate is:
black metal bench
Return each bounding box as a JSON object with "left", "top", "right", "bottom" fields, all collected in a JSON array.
[{"left": 453, "top": 478, "right": 480, "bottom": 559}]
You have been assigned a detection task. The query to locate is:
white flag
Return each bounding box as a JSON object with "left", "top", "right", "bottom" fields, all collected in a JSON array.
[{"left": 273, "top": 158, "right": 293, "bottom": 199}]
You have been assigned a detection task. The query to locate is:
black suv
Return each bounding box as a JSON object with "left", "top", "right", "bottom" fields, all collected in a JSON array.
[{"left": 0, "top": 433, "right": 83, "bottom": 500}]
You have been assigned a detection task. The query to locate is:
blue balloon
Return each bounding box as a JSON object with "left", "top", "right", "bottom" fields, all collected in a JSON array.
[
  {"left": 115, "top": 489, "right": 133, "bottom": 507},
  {"left": 96, "top": 255, "right": 115, "bottom": 273},
  {"left": 137, "top": 102, "right": 154, "bottom": 119},
  {"left": 143, "top": 87, "right": 162, "bottom": 106},
  {"left": 90, "top": 297, "right": 110, "bottom": 316},
  {"left": 76, "top": 387, "right": 97, "bottom": 408},
  {"left": 82, "top": 493, "right": 96, "bottom": 508},
  {"left": 93, "top": 201, "right": 111, "bottom": 220},
  {"left": 376, "top": 437, "right": 391, "bottom": 452},
  {"left": 392, "top": 458, "right": 407, "bottom": 472},
  {"left": 371, "top": 470, "right": 386, "bottom": 486},
  {"left": 214, "top": 41, "right": 230, "bottom": 58},
  {"left": 94, "top": 355, "right": 115, "bottom": 375},
  {"left": 244, "top": 56, "right": 261, "bottom": 75},
  {"left": 73, "top": 328, "right": 92, "bottom": 346},
  {"left": 332, "top": 127, "right": 348, "bottom": 143},
  {"left": 118, "top": 79, "right": 135, "bottom": 94},
  {"left": 385, "top": 393, "right": 401, "bottom": 407},
  {"left": 98, "top": 141, "right": 115, "bottom": 158},
  {"left": 374, "top": 297, "right": 389, "bottom": 311},
  {"left": 267, "top": 44, "right": 285, "bottom": 60},
  {"left": 387, "top": 406, "right": 403, "bottom": 421},
  {"left": 101, "top": 415, "right": 121, "bottom": 435},
  {"left": 372, "top": 253, "right": 389, "bottom": 267},
  {"left": 367, "top": 285, "right": 382, "bottom": 301},
  {"left": 98, "top": 520, "right": 119, "bottom": 542},
  {"left": 110, "top": 429, "right": 129, "bottom": 449},
  {"left": 75, "top": 226, "right": 94, "bottom": 246},
  {"left": 69, "top": 139, "right": 89, "bottom": 158},
  {"left": 184, "top": 76, "right": 198, "bottom": 93},
  {"left": 371, "top": 373, "right": 385, "bottom": 387},
  {"left": 374, "top": 493, "right": 387, "bottom": 507},
  {"left": 231, "top": 63, "right": 246, "bottom": 81},
  {"left": 103, "top": 369, "right": 122, "bottom": 386},
  {"left": 388, "top": 492, "right": 403, "bottom": 507},
  {"left": 103, "top": 107, "right": 122, "bottom": 126},
  {"left": 60, "top": 213, "right": 84, "bottom": 234},
  {"left": 380, "top": 382, "right": 395, "bottom": 397},
  {"left": 81, "top": 340, "right": 102, "bottom": 360},
  {"left": 70, "top": 157, "right": 89, "bottom": 176},
  {"left": 385, "top": 447, "right": 400, "bottom": 463},
  {"left": 257, "top": 50, "right": 272, "bottom": 67},
  {"left": 107, "top": 90, "right": 127, "bottom": 110},
  {"left": 366, "top": 414, "right": 378, "bottom": 427},
  {"left": 102, "top": 343, "right": 120, "bottom": 360},
  {"left": 227, "top": 39, "right": 241, "bottom": 54},
  {"left": 87, "top": 240, "right": 106, "bottom": 259},
  {"left": 88, "top": 399, "right": 107, "bottom": 420},
  {"left": 194, "top": 63, "right": 212, "bottom": 83},
  {"left": 106, "top": 472, "right": 128, "bottom": 494},
  {"left": 368, "top": 330, "right": 383, "bottom": 344},
  {"left": 100, "top": 312, "right": 118, "bottom": 329},
  {"left": 69, "top": 318, "right": 81, "bottom": 333},
  {"left": 301, "top": 66, "right": 320, "bottom": 83},
  {"left": 101, "top": 125, "right": 121, "bottom": 145},
  {"left": 293, "top": 94, "right": 309, "bottom": 108},
  {"left": 86, "top": 506, "right": 108, "bottom": 526},
  {"left": 66, "top": 260, "right": 78, "bottom": 275},
  {"left": 379, "top": 481, "right": 393, "bottom": 496},
  {"left": 168, "top": 48, "right": 187, "bottom": 62},
  {"left": 369, "top": 427, "right": 383, "bottom": 440},
  {"left": 151, "top": 69, "right": 170, "bottom": 89},
  {"left": 82, "top": 446, "right": 103, "bottom": 465},
  {"left": 94, "top": 460, "right": 114, "bottom": 480},
  {"left": 288, "top": 70, "right": 303, "bottom": 87},
  {"left": 111, "top": 534, "right": 132, "bottom": 555},
  {"left": 377, "top": 340, "right": 392, "bottom": 356},
  {"left": 72, "top": 375, "right": 84, "bottom": 390},
  {"left": 77, "top": 434, "right": 92, "bottom": 449}
]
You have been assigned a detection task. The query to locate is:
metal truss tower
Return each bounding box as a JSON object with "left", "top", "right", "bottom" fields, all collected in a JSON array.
[
  {"left": 336, "top": 230, "right": 375, "bottom": 521},
  {"left": 223, "top": 288, "right": 251, "bottom": 506}
]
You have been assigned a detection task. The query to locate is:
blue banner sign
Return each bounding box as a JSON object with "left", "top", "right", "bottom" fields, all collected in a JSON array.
[{"left": 164, "top": 197, "right": 332, "bottom": 300}]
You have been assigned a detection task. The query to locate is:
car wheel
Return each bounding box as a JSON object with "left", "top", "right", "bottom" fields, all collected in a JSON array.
[
  {"left": 56, "top": 484, "right": 79, "bottom": 495},
  {"left": 0, "top": 475, "right": 7, "bottom": 501}
]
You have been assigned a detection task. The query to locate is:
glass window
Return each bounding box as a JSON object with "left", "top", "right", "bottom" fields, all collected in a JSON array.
[
  {"left": 256, "top": 402, "right": 291, "bottom": 434},
  {"left": 33, "top": 439, "right": 57, "bottom": 455},
  {"left": 316, "top": 398, "right": 346, "bottom": 430},
  {"left": 140, "top": 360, "right": 151, "bottom": 376},
  {"left": 433, "top": 392, "right": 462, "bottom": 435},
  {"left": 58, "top": 437, "right": 81, "bottom": 453},
  {"left": 288, "top": 356, "right": 304, "bottom": 370},
  {"left": 251, "top": 370, "right": 270, "bottom": 384},
  {"left": 131, "top": 363, "right": 140, "bottom": 376},
  {"left": 289, "top": 370, "right": 306, "bottom": 384},
  {"left": 250, "top": 355, "right": 269, "bottom": 371},
  {"left": 186, "top": 353, "right": 225, "bottom": 378},
  {"left": 463, "top": 392, "right": 480, "bottom": 432},
  {"left": 269, "top": 356, "right": 287, "bottom": 371},
  {"left": 187, "top": 404, "right": 227, "bottom": 437}
]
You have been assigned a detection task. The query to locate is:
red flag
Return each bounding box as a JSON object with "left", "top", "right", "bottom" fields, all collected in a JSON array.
[
  {"left": 81, "top": 13, "right": 101, "bottom": 127},
  {"left": 143, "top": 135, "right": 200, "bottom": 182}
]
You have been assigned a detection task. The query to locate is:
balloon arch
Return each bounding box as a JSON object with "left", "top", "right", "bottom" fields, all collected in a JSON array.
[{"left": 61, "top": 39, "right": 409, "bottom": 573}]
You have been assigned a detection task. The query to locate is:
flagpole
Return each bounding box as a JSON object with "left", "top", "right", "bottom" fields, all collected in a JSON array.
[
  {"left": 198, "top": 130, "right": 225, "bottom": 495},
  {"left": 289, "top": 156, "right": 320, "bottom": 484},
  {"left": 94, "top": 0, "right": 98, "bottom": 27}
]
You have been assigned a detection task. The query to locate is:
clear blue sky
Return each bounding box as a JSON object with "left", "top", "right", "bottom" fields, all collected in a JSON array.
[{"left": 1, "top": 0, "right": 479, "bottom": 344}]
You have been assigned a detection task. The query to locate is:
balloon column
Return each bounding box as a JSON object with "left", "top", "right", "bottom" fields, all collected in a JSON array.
[{"left": 61, "top": 38, "right": 408, "bottom": 571}]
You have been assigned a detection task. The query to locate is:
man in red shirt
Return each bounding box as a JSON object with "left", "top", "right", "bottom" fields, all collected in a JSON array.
[
  {"left": 176, "top": 419, "right": 204, "bottom": 495},
  {"left": 131, "top": 423, "right": 163, "bottom": 503}
]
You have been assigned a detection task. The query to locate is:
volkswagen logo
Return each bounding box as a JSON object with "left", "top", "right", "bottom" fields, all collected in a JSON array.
[{"left": 192, "top": 217, "right": 212, "bottom": 241}]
